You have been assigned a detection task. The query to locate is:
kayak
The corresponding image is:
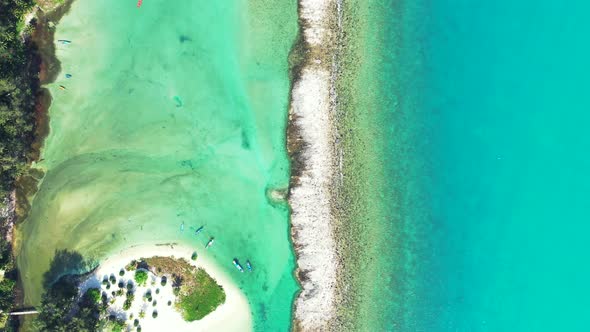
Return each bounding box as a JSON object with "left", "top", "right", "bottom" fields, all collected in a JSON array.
[
  {"left": 194, "top": 226, "right": 204, "bottom": 236},
  {"left": 205, "top": 238, "right": 214, "bottom": 249},
  {"left": 57, "top": 40, "right": 71, "bottom": 45},
  {"left": 246, "top": 260, "right": 252, "bottom": 272}
]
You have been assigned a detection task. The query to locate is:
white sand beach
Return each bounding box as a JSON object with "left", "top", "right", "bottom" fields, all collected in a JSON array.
[{"left": 80, "top": 244, "right": 252, "bottom": 332}]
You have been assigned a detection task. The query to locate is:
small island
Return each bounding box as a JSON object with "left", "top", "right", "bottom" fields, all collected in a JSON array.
[
  {"left": 33, "top": 245, "right": 251, "bottom": 332},
  {"left": 122, "top": 256, "right": 226, "bottom": 322}
]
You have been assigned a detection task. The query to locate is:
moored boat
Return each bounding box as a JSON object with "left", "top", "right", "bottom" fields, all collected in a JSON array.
[
  {"left": 195, "top": 225, "right": 204, "bottom": 235},
  {"left": 246, "top": 260, "right": 252, "bottom": 272},
  {"left": 233, "top": 259, "right": 244, "bottom": 272},
  {"left": 205, "top": 237, "right": 214, "bottom": 249}
]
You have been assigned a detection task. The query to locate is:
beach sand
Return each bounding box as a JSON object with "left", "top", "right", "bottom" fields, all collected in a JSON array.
[{"left": 81, "top": 244, "right": 252, "bottom": 332}]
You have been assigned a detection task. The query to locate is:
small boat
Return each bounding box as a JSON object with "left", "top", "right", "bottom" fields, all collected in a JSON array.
[
  {"left": 246, "top": 260, "right": 252, "bottom": 272},
  {"left": 65, "top": 74, "right": 72, "bottom": 78},
  {"left": 205, "top": 237, "right": 214, "bottom": 249},
  {"left": 180, "top": 222, "right": 185, "bottom": 232},
  {"left": 57, "top": 39, "right": 71, "bottom": 45},
  {"left": 59, "top": 85, "right": 66, "bottom": 91},
  {"left": 233, "top": 259, "right": 244, "bottom": 273},
  {"left": 194, "top": 226, "right": 204, "bottom": 236},
  {"left": 137, "top": 0, "right": 143, "bottom": 8}
]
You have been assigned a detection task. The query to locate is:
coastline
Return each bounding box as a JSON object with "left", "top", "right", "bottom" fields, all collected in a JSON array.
[
  {"left": 288, "top": 0, "right": 341, "bottom": 330},
  {"left": 13, "top": 0, "right": 75, "bottom": 223},
  {"left": 3, "top": 2, "right": 76, "bottom": 329},
  {"left": 86, "top": 244, "right": 252, "bottom": 332},
  {"left": 2, "top": 0, "right": 73, "bottom": 230}
]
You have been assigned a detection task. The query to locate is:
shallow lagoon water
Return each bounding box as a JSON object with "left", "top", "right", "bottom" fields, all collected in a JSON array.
[{"left": 17, "top": 0, "right": 298, "bottom": 330}]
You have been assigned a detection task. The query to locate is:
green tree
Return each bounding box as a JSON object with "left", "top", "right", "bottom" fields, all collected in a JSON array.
[
  {"left": 33, "top": 275, "right": 101, "bottom": 331},
  {"left": 85, "top": 288, "right": 101, "bottom": 303},
  {"left": 34, "top": 251, "right": 102, "bottom": 332},
  {"left": 109, "top": 319, "right": 126, "bottom": 332},
  {"left": 0, "top": 0, "right": 38, "bottom": 198},
  {"left": 134, "top": 270, "right": 148, "bottom": 285}
]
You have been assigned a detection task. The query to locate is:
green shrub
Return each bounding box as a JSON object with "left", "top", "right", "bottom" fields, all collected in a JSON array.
[
  {"left": 152, "top": 311, "right": 158, "bottom": 318},
  {"left": 123, "top": 297, "right": 133, "bottom": 310},
  {"left": 85, "top": 288, "right": 101, "bottom": 303},
  {"left": 191, "top": 252, "right": 197, "bottom": 260},
  {"left": 177, "top": 269, "right": 226, "bottom": 321},
  {"left": 119, "top": 269, "right": 125, "bottom": 276},
  {"left": 160, "top": 277, "right": 167, "bottom": 286},
  {"left": 134, "top": 319, "right": 139, "bottom": 327},
  {"left": 134, "top": 270, "right": 148, "bottom": 285},
  {"left": 155, "top": 288, "right": 160, "bottom": 294},
  {"left": 111, "top": 320, "right": 126, "bottom": 332}
]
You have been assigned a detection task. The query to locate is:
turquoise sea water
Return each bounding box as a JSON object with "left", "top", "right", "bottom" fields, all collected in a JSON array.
[{"left": 368, "top": 0, "right": 590, "bottom": 330}]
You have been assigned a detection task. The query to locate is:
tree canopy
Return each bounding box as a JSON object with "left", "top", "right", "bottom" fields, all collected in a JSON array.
[
  {"left": 33, "top": 275, "right": 101, "bottom": 332},
  {"left": 0, "top": 0, "right": 38, "bottom": 198},
  {"left": 134, "top": 270, "right": 148, "bottom": 285}
]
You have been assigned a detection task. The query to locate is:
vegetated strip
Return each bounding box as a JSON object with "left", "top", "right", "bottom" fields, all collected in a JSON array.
[{"left": 0, "top": 0, "right": 73, "bottom": 330}]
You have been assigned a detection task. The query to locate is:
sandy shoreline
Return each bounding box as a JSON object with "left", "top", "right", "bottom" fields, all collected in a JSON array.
[
  {"left": 289, "top": 0, "right": 341, "bottom": 330},
  {"left": 85, "top": 244, "right": 252, "bottom": 332}
]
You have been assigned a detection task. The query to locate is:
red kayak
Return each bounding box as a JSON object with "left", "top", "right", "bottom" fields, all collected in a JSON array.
[{"left": 137, "top": 0, "right": 143, "bottom": 8}]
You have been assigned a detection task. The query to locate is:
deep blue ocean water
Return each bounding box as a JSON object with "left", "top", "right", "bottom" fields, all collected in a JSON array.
[{"left": 392, "top": 1, "right": 590, "bottom": 330}]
